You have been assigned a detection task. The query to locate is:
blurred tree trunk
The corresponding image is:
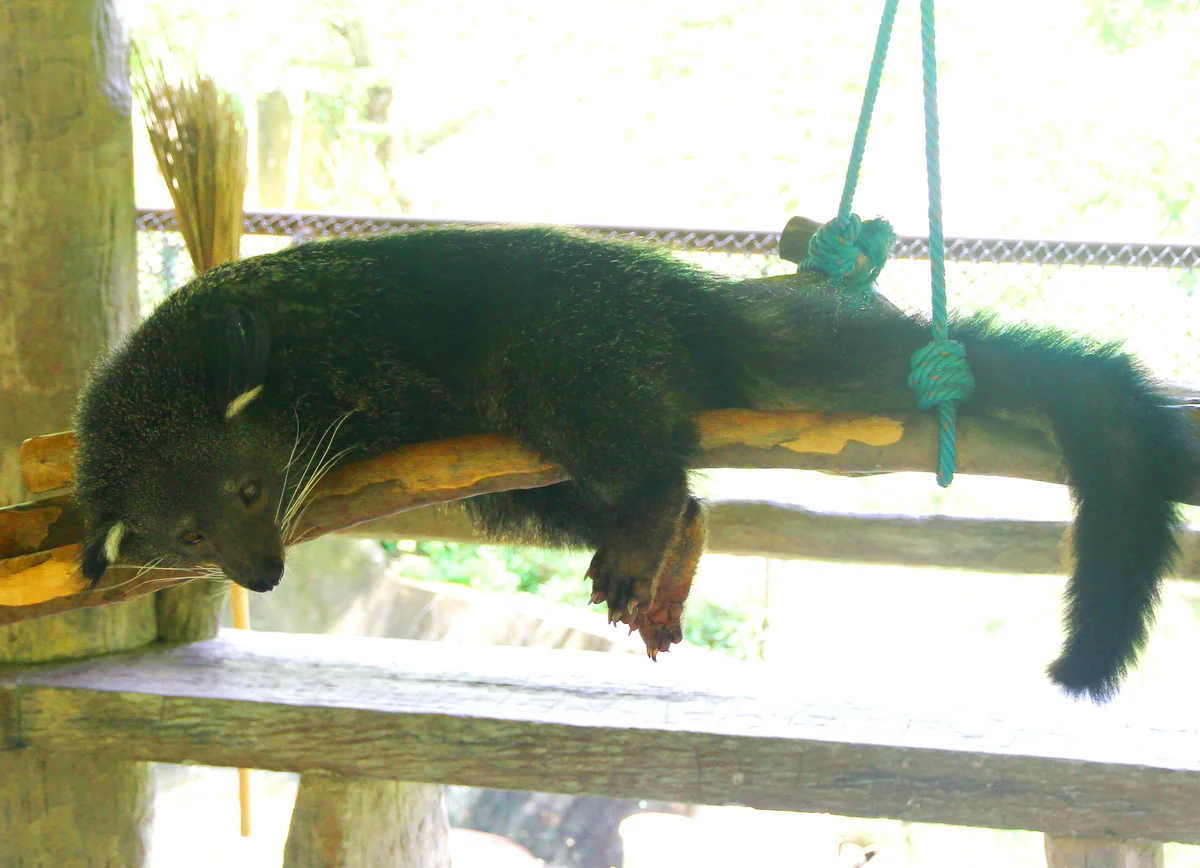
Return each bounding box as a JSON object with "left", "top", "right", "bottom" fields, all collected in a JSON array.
[
  {"left": 257, "top": 89, "right": 294, "bottom": 209},
  {"left": 0, "top": 0, "right": 155, "bottom": 864}
]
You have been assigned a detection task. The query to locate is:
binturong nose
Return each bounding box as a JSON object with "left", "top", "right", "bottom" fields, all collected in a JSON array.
[
  {"left": 250, "top": 556, "right": 285, "bottom": 592},
  {"left": 213, "top": 510, "right": 286, "bottom": 592}
]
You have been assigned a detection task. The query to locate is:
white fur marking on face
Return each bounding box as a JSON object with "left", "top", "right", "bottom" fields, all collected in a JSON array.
[
  {"left": 104, "top": 521, "right": 126, "bottom": 564},
  {"left": 225, "top": 385, "right": 264, "bottom": 420}
]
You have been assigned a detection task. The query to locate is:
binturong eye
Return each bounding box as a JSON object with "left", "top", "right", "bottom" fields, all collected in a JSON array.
[
  {"left": 240, "top": 480, "right": 261, "bottom": 506},
  {"left": 181, "top": 531, "right": 204, "bottom": 545}
]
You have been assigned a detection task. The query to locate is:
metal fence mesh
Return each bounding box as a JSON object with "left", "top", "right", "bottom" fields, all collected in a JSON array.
[{"left": 135, "top": 208, "right": 1200, "bottom": 380}]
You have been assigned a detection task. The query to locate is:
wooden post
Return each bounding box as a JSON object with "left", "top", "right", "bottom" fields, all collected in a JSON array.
[
  {"left": 0, "top": 753, "right": 152, "bottom": 864},
  {"left": 156, "top": 580, "right": 227, "bottom": 643},
  {"left": 1044, "top": 838, "right": 1164, "bottom": 868},
  {"left": 283, "top": 773, "right": 452, "bottom": 868},
  {"left": 0, "top": 0, "right": 154, "bottom": 863}
]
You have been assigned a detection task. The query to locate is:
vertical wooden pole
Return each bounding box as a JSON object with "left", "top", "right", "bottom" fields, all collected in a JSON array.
[
  {"left": 0, "top": 0, "right": 153, "bottom": 864},
  {"left": 1044, "top": 837, "right": 1164, "bottom": 868},
  {"left": 283, "top": 773, "right": 452, "bottom": 868},
  {"left": 231, "top": 584, "right": 253, "bottom": 836}
]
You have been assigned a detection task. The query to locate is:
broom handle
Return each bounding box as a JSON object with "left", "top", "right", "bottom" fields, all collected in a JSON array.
[
  {"left": 231, "top": 584, "right": 252, "bottom": 836},
  {"left": 135, "top": 52, "right": 254, "bottom": 840}
]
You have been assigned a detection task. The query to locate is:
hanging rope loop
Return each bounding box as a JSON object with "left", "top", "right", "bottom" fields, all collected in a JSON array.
[{"left": 800, "top": 0, "right": 899, "bottom": 298}]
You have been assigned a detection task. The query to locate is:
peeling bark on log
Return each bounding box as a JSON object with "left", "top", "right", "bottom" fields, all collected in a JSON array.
[{"left": 19, "top": 433, "right": 77, "bottom": 495}]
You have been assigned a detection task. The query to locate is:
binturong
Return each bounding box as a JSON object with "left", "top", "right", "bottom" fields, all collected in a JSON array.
[{"left": 74, "top": 225, "right": 1198, "bottom": 701}]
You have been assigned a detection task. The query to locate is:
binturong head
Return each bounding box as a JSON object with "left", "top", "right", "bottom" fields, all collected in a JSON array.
[
  {"left": 74, "top": 297, "right": 294, "bottom": 593},
  {"left": 78, "top": 412, "right": 291, "bottom": 592}
]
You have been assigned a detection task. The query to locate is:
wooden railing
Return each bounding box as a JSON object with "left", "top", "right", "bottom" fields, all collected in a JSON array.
[{"left": 2, "top": 629, "right": 1195, "bottom": 861}]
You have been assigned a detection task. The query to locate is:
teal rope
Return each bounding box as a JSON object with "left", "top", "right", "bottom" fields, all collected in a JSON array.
[
  {"left": 804, "top": 0, "right": 975, "bottom": 486},
  {"left": 836, "top": 0, "right": 899, "bottom": 225},
  {"left": 800, "top": 0, "right": 899, "bottom": 297},
  {"left": 906, "top": 0, "right": 975, "bottom": 487}
]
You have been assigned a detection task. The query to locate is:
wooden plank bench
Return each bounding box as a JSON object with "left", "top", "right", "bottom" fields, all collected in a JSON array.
[{"left": 3, "top": 629, "right": 1198, "bottom": 846}]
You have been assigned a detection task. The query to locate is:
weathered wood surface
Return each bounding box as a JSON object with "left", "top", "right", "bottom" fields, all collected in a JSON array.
[
  {"left": 3, "top": 630, "right": 1200, "bottom": 844},
  {"left": 1044, "top": 837, "right": 1164, "bottom": 867},
  {"left": 0, "top": 751, "right": 152, "bottom": 868},
  {"left": 282, "top": 773, "right": 451, "bottom": 868}
]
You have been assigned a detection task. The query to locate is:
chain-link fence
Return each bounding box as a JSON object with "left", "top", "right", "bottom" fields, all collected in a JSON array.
[{"left": 136, "top": 208, "right": 1200, "bottom": 380}]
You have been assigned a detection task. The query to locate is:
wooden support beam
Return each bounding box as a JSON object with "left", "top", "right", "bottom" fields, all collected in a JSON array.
[
  {"left": 1044, "top": 837, "right": 1163, "bottom": 867},
  {"left": 346, "top": 500, "right": 1200, "bottom": 580},
  {"left": 282, "top": 773, "right": 451, "bottom": 868},
  {"left": 0, "top": 751, "right": 152, "bottom": 865},
  {"left": 3, "top": 630, "right": 1199, "bottom": 844}
]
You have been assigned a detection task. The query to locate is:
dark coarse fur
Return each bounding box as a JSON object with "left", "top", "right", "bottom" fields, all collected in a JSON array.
[{"left": 74, "top": 225, "right": 1197, "bottom": 701}]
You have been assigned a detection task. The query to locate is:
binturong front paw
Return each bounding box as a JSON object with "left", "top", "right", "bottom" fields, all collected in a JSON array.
[
  {"left": 586, "top": 545, "right": 655, "bottom": 627},
  {"left": 586, "top": 498, "right": 705, "bottom": 660}
]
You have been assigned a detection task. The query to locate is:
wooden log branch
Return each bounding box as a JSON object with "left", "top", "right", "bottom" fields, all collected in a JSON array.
[
  {"left": 4, "top": 630, "right": 1200, "bottom": 844},
  {"left": 1, "top": 406, "right": 1197, "bottom": 627},
  {"left": 344, "top": 500, "right": 1200, "bottom": 581}
]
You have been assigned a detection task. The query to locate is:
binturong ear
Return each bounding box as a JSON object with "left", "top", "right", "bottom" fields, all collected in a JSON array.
[
  {"left": 200, "top": 305, "right": 271, "bottom": 418},
  {"left": 80, "top": 519, "right": 126, "bottom": 586}
]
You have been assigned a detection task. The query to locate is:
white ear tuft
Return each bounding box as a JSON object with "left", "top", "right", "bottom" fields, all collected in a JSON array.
[
  {"left": 225, "top": 385, "right": 264, "bottom": 420},
  {"left": 104, "top": 521, "right": 127, "bottom": 564}
]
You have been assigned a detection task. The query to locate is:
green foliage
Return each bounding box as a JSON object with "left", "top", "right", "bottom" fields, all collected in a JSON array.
[
  {"left": 376, "top": 538, "right": 768, "bottom": 656},
  {"left": 380, "top": 540, "right": 595, "bottom": 607},
  {"left": 1086, "top": 0, "right": 1198, "bottom": 50},
  {"left": 681, "top": 594, "right": 766, "bottom": 661}
]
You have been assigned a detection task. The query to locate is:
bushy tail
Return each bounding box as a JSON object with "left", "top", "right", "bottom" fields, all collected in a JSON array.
[
  {"left": 725, "top": 281, "right": 1198, "bottom": 701},
  {"left": 954, "top": 319, "right": 1195, "bottom": 700}
]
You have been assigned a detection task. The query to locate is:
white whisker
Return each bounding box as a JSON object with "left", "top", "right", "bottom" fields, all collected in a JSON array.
[
  {"left": 280, "top": 412, "right": 354, "bottom": 540},
  {"left": 276, "top": 406, "right": 305, "bottom": 525}
]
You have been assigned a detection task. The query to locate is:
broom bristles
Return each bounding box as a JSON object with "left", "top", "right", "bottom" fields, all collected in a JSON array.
[{"left": 133, "top": 48, "right": 247, "bottom": 273}]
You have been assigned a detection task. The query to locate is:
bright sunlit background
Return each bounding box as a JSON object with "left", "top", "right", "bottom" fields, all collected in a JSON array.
[{"left": 119, "top": 1, "right": 1200, "bottom": 866}]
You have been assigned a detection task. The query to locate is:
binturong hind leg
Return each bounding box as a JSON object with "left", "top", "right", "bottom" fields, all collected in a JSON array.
[
  {"left": 469, "top": 475, "right": 704, "bottom": 656},
  {"left": 471, "top": 332, "right": 712, "bottom": 655},
  {"left": 633, "top": 496, "right": 706, "bottom": 658},
  {"left": 586, "top": 469, "right": 693, "bottom": 624}
]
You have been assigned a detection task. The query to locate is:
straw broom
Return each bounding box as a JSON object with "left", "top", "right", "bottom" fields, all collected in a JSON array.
[
  {"left": 134, "top": 50, "right": 247, "bottom": 274},
  {"left": 133, "top": 48, "right": 255, "bottom": 838}
]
